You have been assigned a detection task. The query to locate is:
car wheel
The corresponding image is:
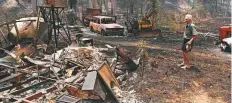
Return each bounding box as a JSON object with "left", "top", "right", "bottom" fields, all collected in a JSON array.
[
  {"left": 224, "top": 43, "right": 231, "bottom": 53},
  {"left": 90, "top": 27, "right": 94, "bottom": 32},
  {"left": 219, "top": 42, "right": 226, "bottom": 51},
  {"left": 101, "top": 30, "right": 106, "bottom": 36},
  {"left": 220, "top": 42, "right": 231, "bottom": 52},
  {"left": 225, "top": 46, "right": 231, "bottom": 53}
]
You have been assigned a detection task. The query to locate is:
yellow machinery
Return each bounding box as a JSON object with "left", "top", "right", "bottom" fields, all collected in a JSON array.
[
  {"left": 136, "top": 9, "right": 161, "bottom": 38},
  {"left": 138, "top": 15, "right": 153, "bottom": 30},
  {"left": 138, "top": 8, "right": 157, "bottom": 30}
]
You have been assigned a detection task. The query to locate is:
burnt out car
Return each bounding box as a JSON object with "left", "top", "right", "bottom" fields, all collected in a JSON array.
[{"left": 89, "top": 16, "right": 124, "bottom": 36}]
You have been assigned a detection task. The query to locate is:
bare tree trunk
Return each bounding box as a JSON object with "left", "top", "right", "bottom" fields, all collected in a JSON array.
[
  {"left": 221, "top": 0, "right": 223, "bottom": 17},
  {"left": 111, "top": 0, "right": 116, "bottom": 15},
  {"left": 126, "top": 0, "right": 128, "bottom": 21},
  {"left": 141, "top": 5, "right": 143, "bottom": 15},
  {"left": 226, "top": 0, "right": 230, "bottom": 16},
  {"left": 224, "top": 0, "right": 229, "bottom": 17},
  {"left": 104, "top": 0, "right": 110, "bottom": 15},
  {"left": 92, "top": 0, "right": 98, "bottom": 9},
  {"left": 130, "top": 3, "right": 134, "bottom": 15},
  {"left": 77, "top": 0, "right": 82, "bottom": 19},
  {"left": 215, "top": 0, "right": 217, "bottom": 17},
  {"left": 89, "top": 0, "right": 93, "bottom": 8},
  {"left": 32, "top": 0, "right": 37, "bottom": 15},
  {"left": 99, "top": 0, "right": 102, "bottom": 10}
]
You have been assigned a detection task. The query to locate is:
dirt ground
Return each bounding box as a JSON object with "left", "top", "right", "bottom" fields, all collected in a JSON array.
[
  {"left": 129, "top": 36, "right": 230, "bottom": 103},
  {"left": 89, "top": 23, "right": 230, "bottom": 103},
  {"left": 104, "top": 36, "right": 230, "bottom": 103}
]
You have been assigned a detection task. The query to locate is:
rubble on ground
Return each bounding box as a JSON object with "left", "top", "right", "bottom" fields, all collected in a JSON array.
[{"left": 0, "top": 41, "right": 143, "bottom": 102}]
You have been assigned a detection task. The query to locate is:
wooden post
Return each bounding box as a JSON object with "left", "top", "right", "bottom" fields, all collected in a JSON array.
[
  {"left": 92, "top": 0, "right": 98, "bottom": 9},
  {"left": 104, "top": 0, "right": 110, "bottom": 15},
  {"left": 89, "top": 0, "right": 93, "bottom": 8}
]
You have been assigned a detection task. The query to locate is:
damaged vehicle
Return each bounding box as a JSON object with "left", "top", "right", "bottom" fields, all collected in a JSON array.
[
  {"left": 218, "top": 25, "right": 231, "bottom": 52},
  {"left": 82, "top": 8, "right": 102, "bottom": 26},
  {"left": 89, "top": 16, "right": 124, "bottom": 36}
]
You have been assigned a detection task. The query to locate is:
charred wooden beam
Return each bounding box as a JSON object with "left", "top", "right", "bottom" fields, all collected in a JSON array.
[
  {"left": 66, "top": 85, "right": 99, "bottom": 99},
  {"left": 11, "top": 79, "right": 54, "bottom": 95},
  {"left": 12, "top": 86, "right": 57, "bottom": 103},
  {"left": 0, "top": 70, "right": 10, "bottom": 79},
  {"left": 26, "top": 86, "right": 57, "bottom": 101},
  {"left": 0, "top": 65, "right": 43, "bottom": 92},
  {"left": 0, "top": 77, "right": 35, "bottom": 92},
  {"left": 0, "top": 73, "right": 21, "bottom": 84},
  {"left": 0, "top": 64, "right": 56, "bottom": 92}
]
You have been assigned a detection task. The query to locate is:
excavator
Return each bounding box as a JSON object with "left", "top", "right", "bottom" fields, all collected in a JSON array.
[
  {"left": 138, "top": 8, "right": 162, "bottom": 38},
  {"left": 127, "top": 8, "right": 161, "bottom": 38},
  {"left": 138, "top": 9, "right": 156, "bottom": 31}
]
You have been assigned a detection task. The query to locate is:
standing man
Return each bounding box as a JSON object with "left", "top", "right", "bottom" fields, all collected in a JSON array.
[{"left": 178, "top": 14, "right": 198, "bottom": 69}]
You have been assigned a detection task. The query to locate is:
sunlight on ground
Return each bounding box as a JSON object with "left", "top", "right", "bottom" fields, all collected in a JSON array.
[
  {"left": 164, "top": 89, "right": 227, "bottom": 103},
  {"left": 190, "top": 90, "right": 226, "bottom": 103}
]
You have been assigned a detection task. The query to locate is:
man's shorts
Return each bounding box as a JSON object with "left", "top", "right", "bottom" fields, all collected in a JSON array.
[{"left": 182, "top": 38, "right": 193, "bottom": 52}]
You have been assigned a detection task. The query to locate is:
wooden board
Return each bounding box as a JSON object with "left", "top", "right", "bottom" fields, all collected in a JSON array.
[{"left": 97, "top": 62, "right": 120, "bottom": 89}]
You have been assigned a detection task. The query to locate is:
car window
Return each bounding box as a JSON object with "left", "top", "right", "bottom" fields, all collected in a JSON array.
[
  {"left": 92, "top": 18, "right": 100, "bottom": 24},
  {"left": 101, "top": 18, "right": 116, "bottom": 24},
  {"left": 96, "top": 19, "right": 100, "bottom": 24}
]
